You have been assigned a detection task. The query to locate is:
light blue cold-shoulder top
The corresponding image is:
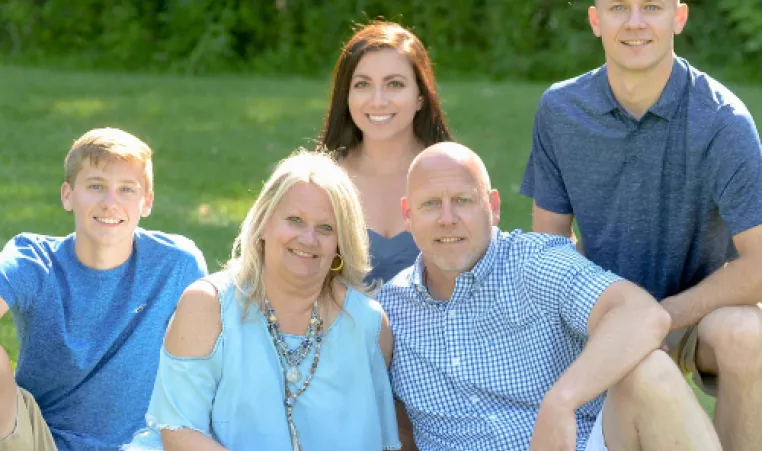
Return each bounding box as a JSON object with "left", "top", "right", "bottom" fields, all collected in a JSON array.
[{"left": 123, "top": 270, "right": 400, "bottom": 451}]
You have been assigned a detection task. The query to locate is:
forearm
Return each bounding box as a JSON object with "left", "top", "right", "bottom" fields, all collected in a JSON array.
[
  {"left": 162, "top": 429, "right": 229, "bottom": 451},
  {"left": 395, "top": 401, "right": 418, "bottom": 451},
  {"left": 662, "top": 256, "right": 762, "bottom": 330},
  {"left": 546, "top": 292, "right": 669, "bottom": 409}
]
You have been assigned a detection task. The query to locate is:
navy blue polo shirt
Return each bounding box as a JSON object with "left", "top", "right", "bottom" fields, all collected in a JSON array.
[{"left": 520, "top": 57, "right": 762, "bottom": 300}]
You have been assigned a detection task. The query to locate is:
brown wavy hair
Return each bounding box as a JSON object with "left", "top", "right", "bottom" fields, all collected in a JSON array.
[{"left": 317, "top": 21, "right": 453, "bottom": 158}]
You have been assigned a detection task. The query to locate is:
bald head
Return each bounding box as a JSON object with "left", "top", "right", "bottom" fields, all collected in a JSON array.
[{"left": 407, "top": 142, "right": 491, "bottom": 196}]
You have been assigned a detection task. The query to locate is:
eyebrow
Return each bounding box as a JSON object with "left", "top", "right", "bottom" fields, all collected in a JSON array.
[
  {"left": 84, "top": 176, "right": 140, "bottom": 185},
  {"left": 351, "top": 73, "right": 410, "bottom": 81}
]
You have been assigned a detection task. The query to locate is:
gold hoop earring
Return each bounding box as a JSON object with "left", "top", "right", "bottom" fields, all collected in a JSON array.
[{"left": 330, "top": 254, "right": 344, "bottom": 272}]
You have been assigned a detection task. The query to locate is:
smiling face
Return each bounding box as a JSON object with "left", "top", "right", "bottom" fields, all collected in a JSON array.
[
  {"left": 403, "top": 147, "right": 500, "bottom": 277},
  {"left": 348, "top": 48, "right": 423, "bottom": 144},
  {"left": 261, "top": 182, "right": 339, "bottom": 283},
  {"left": 61, "top": 159, "right": 153, "bottom": 259},
  {"left": 589, "top": 0, "right": 688, "bottom": 74}
]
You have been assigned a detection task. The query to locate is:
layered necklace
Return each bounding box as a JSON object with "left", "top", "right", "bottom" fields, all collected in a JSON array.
[{"left": 263, "top": 298, "right": 324, "bottom": 451}]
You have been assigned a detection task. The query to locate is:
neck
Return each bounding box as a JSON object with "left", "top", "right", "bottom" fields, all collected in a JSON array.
[
  {"left": 351, "top": 134, "right": 423, "bottom": 175},
  {"left": 74, "top": 240, "right": 132, "bottom": 270},
  {"left": 607, "top": 54, "right": 675, "bottom": 120},
  {"left": 263, "top": 269, "right": 325, "bottom": 314},
  {"left": 422, "top": 264, "right": 457, "bottom": 302}
]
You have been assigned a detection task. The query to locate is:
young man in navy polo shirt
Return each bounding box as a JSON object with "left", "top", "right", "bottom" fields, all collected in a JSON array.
[{"left": 521, "top": 2, "right": 762, "bottom": 450}]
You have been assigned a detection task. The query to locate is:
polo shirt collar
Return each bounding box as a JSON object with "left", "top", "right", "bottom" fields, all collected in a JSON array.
[{"left": 591, "top": 56, "right": 688, "bottom": 120}]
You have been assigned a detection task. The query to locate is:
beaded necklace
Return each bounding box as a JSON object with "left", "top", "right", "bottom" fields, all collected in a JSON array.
[{"left": 263, "top": 298, "right": 324, "bottom": 451}]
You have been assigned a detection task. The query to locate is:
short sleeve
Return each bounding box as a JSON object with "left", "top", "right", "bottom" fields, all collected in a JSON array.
[
  {"left": 0, "top": 235, "right": 52, "bottom": 312},
  {"left": 179, "top": 246, "right": 209, "bottom": 292},
  {"left": 522, "top": 235, "right": 621, "bottom": 337},
  {"left": 143, "top": 340, "right": 224, "bottom": 437},
  {"left": 708, "top": 107, "right": 762, "bottom": 236},
  {"left": 519, "top": 95, "right": 573, "bottom": 214}
]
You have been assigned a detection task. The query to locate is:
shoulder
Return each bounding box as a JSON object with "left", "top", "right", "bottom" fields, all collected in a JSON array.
[
  {"left": 135, "top": 229, "right": 207, "bottom": 269},
  {"left": 164, "top": 278, "right": 222, "bottom": 358},
  {"left": 492, "top": 229, "right": 579, "bottom": 273},
  {"left": 684, "top": 60, "right": 756, "bottom": 125},
  {"left": 539, "top": 66, "right": 607, "bottom": 113},
  {"left": 1, "top": 233, "right": 68, "bottom": 268},
  {"left": 376, "top": 266, "right": 416, "bottom": 308}
]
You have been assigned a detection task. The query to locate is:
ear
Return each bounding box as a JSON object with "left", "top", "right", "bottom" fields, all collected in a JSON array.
[
  {"left": 588, "top": 6, "right": 602, "bottom": 37},
  {"left": 140, "top": 191, "right": 154, "bottom": 218},
  {"left": 488, "top": 189, "right": 501, "bottom": 226},
  {"left": 401, "top": 197, "right": 412, "bottom": 232},
  {"left": 674, "top": 3, "right": 689, "bottom": 35},
  {"left": 61, "top": 182, "right": 73, "bottom": 212}
]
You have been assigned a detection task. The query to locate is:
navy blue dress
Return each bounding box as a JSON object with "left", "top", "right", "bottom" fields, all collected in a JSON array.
[{"left": 365, "top": 229, "right": 419, "bottom": 285}]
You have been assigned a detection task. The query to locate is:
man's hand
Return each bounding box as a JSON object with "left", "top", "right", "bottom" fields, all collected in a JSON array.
[{"left": 530, "top": 393, "right": 578, "bottom": 451}]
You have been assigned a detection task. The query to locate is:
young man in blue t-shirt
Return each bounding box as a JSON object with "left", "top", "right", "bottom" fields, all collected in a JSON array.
[
  {"left": 521, "top": 2, "right": 762, "bottom": 449},
  {"left": 0, "top": 128, "right": 208, "bottom": 451}
]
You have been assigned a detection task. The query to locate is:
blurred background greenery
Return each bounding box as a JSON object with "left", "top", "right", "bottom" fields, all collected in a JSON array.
[
  {"left": 3, "top": 0, "right": 762, "bottom": 416},
  {"left": 1, "top": 0, "right": 761, "bottom": 82}
]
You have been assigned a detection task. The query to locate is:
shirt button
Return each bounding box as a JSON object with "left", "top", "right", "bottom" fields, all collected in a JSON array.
[
  {"left": 470, "top": 395, "right": 480, "bottom": 404},
  {"left": 488, "top": 414, "right": 498, "bottom": 421},
  {"left": 448, "top": 310, "right": 457, "bottom": 318},
  {"left": 452, "top": 357, "right": 460, "bottom": 366}
]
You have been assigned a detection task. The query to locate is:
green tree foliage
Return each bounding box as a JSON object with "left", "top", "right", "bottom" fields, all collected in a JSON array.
[{"left": 0, "top": 0, "right": 759, "bottom": 81}]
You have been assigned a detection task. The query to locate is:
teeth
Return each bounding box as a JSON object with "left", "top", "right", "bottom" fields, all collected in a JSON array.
[
  {"left": 439, "top": 237, "right": 461, "bottom": 243},
  {"left": 96, "top": 218, "right": 121, "bottom": 224},
  {"left": 291, "top": 249, "right": 315, "bottom": 258},
  {"left": 623, "top": 40, "right": 649, "bottom": 46},
  {"left": 368, "top": 114, "right": 393, "bottom": 122}
]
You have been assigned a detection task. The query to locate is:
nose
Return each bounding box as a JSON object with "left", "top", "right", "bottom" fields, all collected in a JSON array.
[
  {"left": 437, "top": 201, "right": 458, "bottom": 226},
  {"left": 298, "top": 227, "right": 319, "bottom": 246},
  {"left": 100, "top": 189, "right": 119, "bottom": 208},
  {"left": 625, "top": 7, "right": 647, "bottom": 29},
  {"left": 370, "top": 86, "right": 389, "bottom": 107}
]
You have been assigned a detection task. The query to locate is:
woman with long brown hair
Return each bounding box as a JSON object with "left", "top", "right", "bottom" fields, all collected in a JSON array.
[{"left": 318, "top": 21, "right": 453, "bottom": 285}]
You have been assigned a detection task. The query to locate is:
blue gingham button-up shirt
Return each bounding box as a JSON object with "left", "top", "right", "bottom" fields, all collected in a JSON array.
[{"left": 378, "top": 228, "right": 622, "bottom": 451}]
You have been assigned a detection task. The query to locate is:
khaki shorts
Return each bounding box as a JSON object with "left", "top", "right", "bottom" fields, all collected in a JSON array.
[
  {"left": 665, "top": 327, "right": 717, "bottom": 397},
  {"left": 0, "top": 388, "right": 57, "bottom": 451}
]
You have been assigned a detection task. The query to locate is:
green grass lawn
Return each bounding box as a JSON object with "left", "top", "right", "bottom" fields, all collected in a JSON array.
[{"left": 2, "top": 64, "right": 761, "bottom": 414}]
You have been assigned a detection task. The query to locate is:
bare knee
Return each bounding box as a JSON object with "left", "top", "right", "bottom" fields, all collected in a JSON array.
[
  {"left": 698, "top": 306, "right": 762, "bottom": 375},
  {"left": 0, "top": 346, "right": 18, "bottom": 439},
  {"left": 615, "top": 350, "right": 686, "bottom": 401},
  {"left": 0, "top": 346, "right": 13, "bottom": 384}
]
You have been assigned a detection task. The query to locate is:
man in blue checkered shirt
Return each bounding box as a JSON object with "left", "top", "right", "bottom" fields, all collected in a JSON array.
[{"left": 378, "top": 142, "right": 721, "bottom": 451}]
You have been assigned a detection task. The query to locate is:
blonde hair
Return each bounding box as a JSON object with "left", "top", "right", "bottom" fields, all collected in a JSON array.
[
  {"left": 226, "top": 149, "right": 372, "bottom": 318},
  {"left": 64, "top": 128, "right": 153, "bottom": 191}
]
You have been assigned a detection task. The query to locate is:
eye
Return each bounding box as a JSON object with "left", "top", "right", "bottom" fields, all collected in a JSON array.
[
  {"left": 319, "top": 224, "right": 334, "bottom": 233},
  {"left": 120, "top": 186, "right": 136, "bottom": 194},
  {"left": 287, "top": 216, "right": 303, "bottom": 223},
  {"left": 422, "top": 199, "right": 440, "bottom": 208},
  {"left": 611, "top": 4, "right": 627, "bottom": 11},
  {"left": 454, "top": 197, "right": 470, "bottom": 205},
  {"left": 643, "top": 4, "right": 661, "bottom": 11},
  {"left": 353, "top": 80, "right": 369, "bottom": 89},
  {"left": 388, "top": 80, "right": 404, "bottom": 88},
  {"left": 89, "top": 184, "right": 104, "bottom": 191}
]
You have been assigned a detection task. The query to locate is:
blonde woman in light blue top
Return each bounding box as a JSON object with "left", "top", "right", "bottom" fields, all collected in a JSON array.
[{"left": 124, "top": 150, "right": 400, "bottom": 451}]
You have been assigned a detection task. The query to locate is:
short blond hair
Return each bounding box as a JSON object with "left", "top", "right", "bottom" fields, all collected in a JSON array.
[
  {"left": 64, "top": 128, "right": 153, "bottom": 191},
  {"left": 226, "top": 149, "right": 372, "bottom": 318}
]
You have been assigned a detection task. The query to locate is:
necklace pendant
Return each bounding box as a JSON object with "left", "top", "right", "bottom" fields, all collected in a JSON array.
[{"left": 286, "top": 366, "right": 301, "bottom": 384}]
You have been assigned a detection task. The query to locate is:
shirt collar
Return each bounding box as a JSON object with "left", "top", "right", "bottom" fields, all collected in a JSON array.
[
  {"left": 410, "top": 227, "right": 499, "bottom": 296},
  {"left": 591, "top": 56, "right": 688, "bottom": 121}
]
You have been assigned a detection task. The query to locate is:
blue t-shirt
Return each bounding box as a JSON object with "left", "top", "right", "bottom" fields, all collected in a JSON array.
[
  {"left": 0, "top": 228, "right": 207, "bottom": 451},
  {"left": 520, "top": 57, "right": 762, "bottom": 299}
]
